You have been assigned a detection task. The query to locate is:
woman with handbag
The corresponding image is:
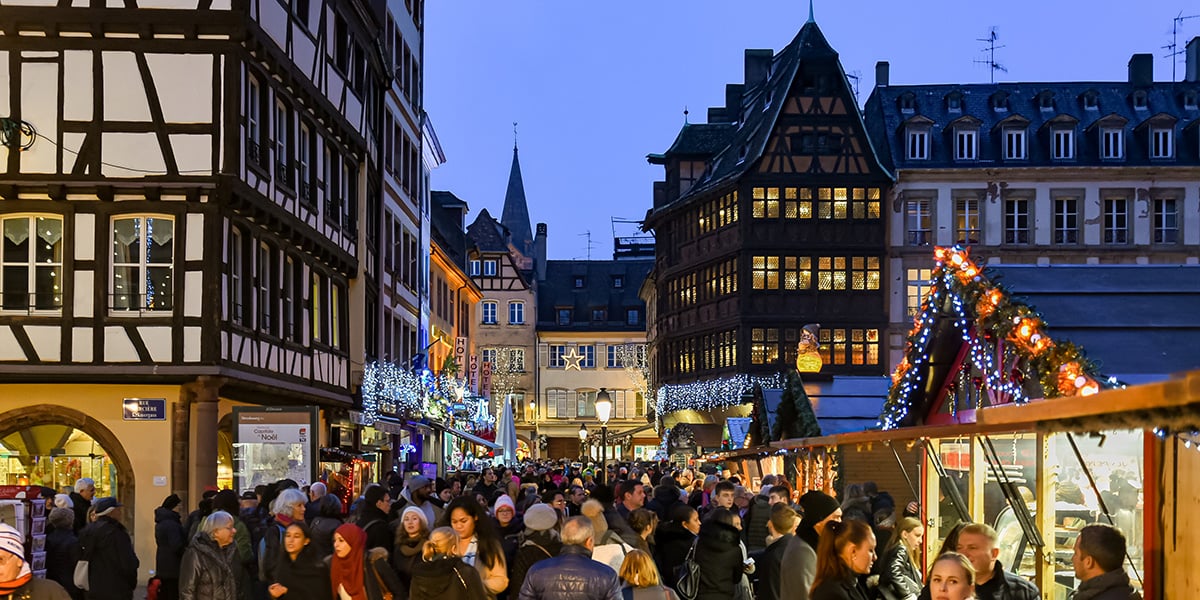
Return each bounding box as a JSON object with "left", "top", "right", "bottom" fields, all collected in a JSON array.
[
  {"left": 653, "top": 505, "right": 699, "bottom": 596},
  {"left": 329, "top": 523, "right": 406, "bottom": 600},
  {"left": 408, "top": 527, "right": 487, "bottom": 600}
]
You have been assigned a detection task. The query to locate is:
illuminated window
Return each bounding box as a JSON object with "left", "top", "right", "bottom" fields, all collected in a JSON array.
[
  {"left": 111, "top": 216, "right": 174, "bottom": 311},
  {"left": 751, "top": 328, "right": 779, "bottom": 365},
  {"left": 752, "top": 256, "right": 780, "bottom": 290},
  {"left": 1, "top": 215, "right": 64, "bottom": 312},
  {"left": 850, "top": 329, "right": 880, "bottom": 365},
  {"left": 905, "top": 268, "right": 933, "bottom": 317},
  {"left": 817, "top": 257, "right": 847, "bottom": 290},
  {"left": 955, "top": 197, "right": 980, "bottom": 244},
  {"left": 833, "top": 188, "right": 848, "bottom": 219},
  {"left": 850, "top": 257, "right": 880, "bottom": 290},
  {"left": 782, "top": 257, "right": 812, "bottom": 290}
]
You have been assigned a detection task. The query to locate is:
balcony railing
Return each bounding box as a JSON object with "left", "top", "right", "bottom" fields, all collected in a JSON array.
[
  {"left": 110, "top": 292, "right": 174, "bottom": 313},
  {"left": 275, "top": 161, "right": 293, "bottom": 188},
  {"left": 0, "top": 292, "right": 63, "bottom": 313},
  {"left": 247, "top": 140, "right": 261, "bottom": 165},
  {"left": 907, "top": 230, "right": 931, "bottom": 246}
]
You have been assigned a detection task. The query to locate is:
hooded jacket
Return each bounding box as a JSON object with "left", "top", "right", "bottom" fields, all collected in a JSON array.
[
  {"left": 645, "top": 485, "right": 684, "bottom": 522},
  {"left": 652, "top": 521, "right": 695, "bottom": 593},
  {"left": 693, "top": 520, "right": 745, "bottom": 600},
  {"left": 154, "top": 507, "right": 187, "bottom": 580},
  {"left": 740, "top": 495, "right": 772, "bottom": 553},
  {"left": 78, "top": 516, "right": 139, "bottom": 600},
  {"left": 409, "top": 555, "right": 488, "bottom": 600}
]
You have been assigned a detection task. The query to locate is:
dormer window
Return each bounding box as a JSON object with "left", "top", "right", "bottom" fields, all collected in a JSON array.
[
  {"left": 612, "top": 276, "right": 624, "bottom": 288},
  {"left": 1003, "top": 127, "right": 1027, "bottom": 160},
  {"left": 1037, "top": 91, "right": 1055, "bottom": 111},
  {"left": 1132, "top": 90, "right": 1148, "bottom": 110},
  {"left": 1052, "top": 128, "right": 1075, "bottom": 160},
  {"left": 1184, "top": 91, "right": 1198, "bottom": 110},
  {"left": 946, "top": 92, "right": 963, "bottom": 113},
  {"left": 574, "top": 276, "right": 586, "bottom": 288},
  {"left": 990, "top": 91, "right": 1010, "bottom": 112},
  {"left": 906, "top": 127, "right": 929, "bottom": 160},
  {"left": 1151, "top": 127, "right": 1173, "bottom": 159},
  {"left": 1082, "top": 90, "right": 1099, "bottom": 110},
  {"left": 898, "top": 92, "right": 916, "bottom": 114},
  {"left": 954, "top": 127, "right": 977, "bottom": 161},
  {"left": 1101, "top": 128, "right": 1124, "bottom": 160}
]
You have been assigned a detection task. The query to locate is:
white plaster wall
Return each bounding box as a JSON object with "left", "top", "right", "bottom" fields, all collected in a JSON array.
[
  {"left": 146, "top": 54, "right": 212, "bottom": 123},
  {"left": 104, "top": 326, "right": 140, "bottom": 362},
  {"left": 184, "top": 327, "right": 201, "bottom": 362},
  {"left": 72, "top": 327, "right": 93, "bottom": 363},
  {"left": 63, "top": 51, "right": 92, "bottom": 121},
  {"left": 140, "top": 326, "right": 172, "bottom": 362},
  {"left": 21, "top": 61, "right": 58, "bottom": 173},
  {"left": 0, "top": 328, "right": 24, "bottom": 360},
  {"left": 102, "top": 52, "right": 151, "bottom": 121},
  {"left": 184, "top": 271, "right": 203, "bottom": 318},
  {"left": 73, "top": 271, "right": 93, "bottom": 318},
  {"left": 101, "top": 133, "right": 165, "bottom": 176},
  {"left": 25, "top": 326, "right": 60, "bottom": 361}
]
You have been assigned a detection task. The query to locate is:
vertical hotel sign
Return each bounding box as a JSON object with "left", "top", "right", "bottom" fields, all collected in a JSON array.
[{"left": 232, "top": 406, "right": 318, "bottom": 493}]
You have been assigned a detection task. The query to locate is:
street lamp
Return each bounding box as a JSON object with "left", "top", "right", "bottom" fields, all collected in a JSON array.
[
  {"left": 578, "top": 423, "right": 588, "bottom": 464},
  {"left": 596, "top": 388, "right": 612, "bottom": 486},
  {"left": 529, "top": 399, "right": 538, "bottom": 459}
]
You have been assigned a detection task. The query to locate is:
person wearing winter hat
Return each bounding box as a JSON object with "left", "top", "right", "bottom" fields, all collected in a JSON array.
[
  {"left": 491, "top": 494, "right": 523, "bottom": 571},
  {"left": 404, "top": 475, "right": 444, "bottom": 528},
  {"left": 580, "top": 499, "right": 633, "bottom": 574},
  {"left": 779, "top": 490, "right": 842, "bottom": 600},
  {"left": 391, "top": 506, "right": 430, "bottom": 589},
  {"left": 0, "top": 522, "right": 70, "bottom": 599},
  {"left": 78, "top": 497, "right": 140, "bottom": 600},
  {"left": 154, "top": 494, "right": 186, "bottom": 600},
  {"left": 507, "top": 504, "right": 563, "bottom": 595}
]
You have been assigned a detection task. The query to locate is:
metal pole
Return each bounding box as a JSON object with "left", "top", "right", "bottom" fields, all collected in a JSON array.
[{"left": 602, "top": 426, "right": 608, "bottom": 486}]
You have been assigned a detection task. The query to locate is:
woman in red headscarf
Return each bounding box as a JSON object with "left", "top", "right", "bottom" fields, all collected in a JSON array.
[{"left": 329, "top": 524, "right": 405, "bottom": 600}]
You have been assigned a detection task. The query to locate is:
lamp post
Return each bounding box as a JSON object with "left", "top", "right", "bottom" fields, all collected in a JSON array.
[
  {"left": 578, "top": 423, "right": 588, "bottom": 464},
  {"left": 595, "top": 388, "right": 612, "bottom": 487},
  {"left": 529, "top": 399, "right": 538, "bottom": 460}
]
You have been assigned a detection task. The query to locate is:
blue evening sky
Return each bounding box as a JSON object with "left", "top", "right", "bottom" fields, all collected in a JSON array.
[{"left": 425, "top": 1, "right": 1194, "bottom": 260}]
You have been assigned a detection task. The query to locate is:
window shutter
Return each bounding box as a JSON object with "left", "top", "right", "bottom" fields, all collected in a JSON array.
[
  {"left": 567, "top": 390, "right": 577, "bottom": 418},
  {"left": 538, "top": 343, "right": 548, "bottom": 370},
  {"left": 615, "top": 390, "right": 626, "bottom": 419},
  {"left": 595, "top": 343, "right": 606, "bottom": 368},
  {"left": 557, "top": 390, "right": 567, "bottom": 419}
]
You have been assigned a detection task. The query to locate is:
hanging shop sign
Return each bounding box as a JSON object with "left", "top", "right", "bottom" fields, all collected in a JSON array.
[
  {"left": 481, "top": 361, "right": 492, "bottom": 398},
  {"left": 455, "top": 337, "right": 468, "bottom": 371},
  {"left": 469, "top": 354, "right": 479, "bottom": 393},
  {"left": 232, "top": 406, "right": 318, "bottom": 493},
  {"left": 122, "top": 398, "right": 166, "bottom": 421}
]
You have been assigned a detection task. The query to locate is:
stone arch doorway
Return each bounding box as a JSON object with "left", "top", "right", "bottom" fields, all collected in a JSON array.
[{"left": 0, "top": 405, "right": 136, "bottom": 533}]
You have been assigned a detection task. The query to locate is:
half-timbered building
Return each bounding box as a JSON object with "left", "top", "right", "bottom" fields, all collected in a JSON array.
[
  {"left": 0, "top": 0, "right": 393, "bottom": 570},
  {"left": 644, "top": 17, "right": 893, "bottom": 415}
]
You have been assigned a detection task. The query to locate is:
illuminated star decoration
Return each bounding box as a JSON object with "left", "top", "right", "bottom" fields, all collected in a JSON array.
[{"left": 562, "top": 347, "right": 585, "bottom": 371}]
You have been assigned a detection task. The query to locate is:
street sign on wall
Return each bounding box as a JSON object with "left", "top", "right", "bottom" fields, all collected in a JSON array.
[{"left": 122, "top": 398, "right": 166, "bottom": 421}]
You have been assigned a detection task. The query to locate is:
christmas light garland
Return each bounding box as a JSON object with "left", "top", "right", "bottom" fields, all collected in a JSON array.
[
  {"left": 657, "top": 372, "right": 785, "bottom": 414},
  {"left": 881, "top": 246, "right": 1113, "bottom": 430}
]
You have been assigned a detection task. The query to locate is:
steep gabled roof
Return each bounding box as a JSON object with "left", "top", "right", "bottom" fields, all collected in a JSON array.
[
  {"left": 466, "top": 208, "right": 510, "bottom": 253},
  {"left": 648, "top": 20, "right": 893, "bottom": 221},
  {"left": 430, "top": 191, "right": 468, "bottom": 270},
  {"left": 536, "top": 260, "right": 653, "bottom": 332},
  {"left": 500, "top": 146, "right": 534, "bottom": 257}
]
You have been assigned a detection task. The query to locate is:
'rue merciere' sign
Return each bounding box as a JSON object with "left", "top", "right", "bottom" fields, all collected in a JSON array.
[{"left": 123, "top": 398, "right": 167, "bottom": 421}]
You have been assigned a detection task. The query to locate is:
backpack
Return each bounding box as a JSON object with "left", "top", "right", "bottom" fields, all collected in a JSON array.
[{"left": 257, "top": 522, "right": 285, "bottom": 581}]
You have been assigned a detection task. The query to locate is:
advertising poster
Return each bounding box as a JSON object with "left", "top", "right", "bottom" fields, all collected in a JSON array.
[{"left": 232, "top": 406, "right": 318, "bottom": 493}]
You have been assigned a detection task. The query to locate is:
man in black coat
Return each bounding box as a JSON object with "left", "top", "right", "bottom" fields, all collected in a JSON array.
[
  {"left": 78, "top": 497, "right": 139, "bottom": 600},
  {"left": 645, "top": 476, "right": 684, "bottom": 522},
  {"left": 357, "top": 484, "right": 393, "bottom": 554},
  {"left": 69, "top": 478, "right": 95, "bottom": 534},
  {"left": 518, "top": 516, "right": 621, "bottom": 600},
  {"left": 153, "top": 495, "right": 186, "bottom": 600},
  {"left": 952, "top": 523, "right": 1038, "bottom": 600},
  {"left": 653, "top": 504, "right": 699, "bottom": 593},
  {"left": 740, "top": 489, "right": 773, "bottom": 553}
]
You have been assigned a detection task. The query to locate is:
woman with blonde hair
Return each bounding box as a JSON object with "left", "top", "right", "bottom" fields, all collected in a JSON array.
[
  {"left": 408, "top": 527, "right": 486, "bottom": 600},
  {"left": 926, "top": 552, "right": 975, "bottom": 600},
  {"left": 874, "top": 517, "right": 924, "bottom": 600},
  {"left": 618, "top": 549, "right": 680, "bottom": 600}
]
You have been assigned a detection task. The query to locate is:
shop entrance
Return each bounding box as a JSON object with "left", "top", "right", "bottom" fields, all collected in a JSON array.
[{"left": 0, "top": 405, "right": 134, "bottom": 517}]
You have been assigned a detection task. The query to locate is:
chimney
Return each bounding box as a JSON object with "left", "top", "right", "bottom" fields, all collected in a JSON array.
[
  {"left": 1128, "top": 53, "right": 1153, "bottom": 86},
  {"left": 1187, "top": 37, "right": 1200, "bottom": 83},
  {"left": 534, "top": 223, "right": 547, "bottom": 281},
  {"left": 744, "top": 49, "right": 773, "bottom": 88},
  {"left": 707, "top": 107, "right": 730, "bottom": 123},
  {"left": 725, "top": 84, "right": 745, "bottom": 120},
  {"left": 875, "top": 61, "right": 890, "bottom": 87}
]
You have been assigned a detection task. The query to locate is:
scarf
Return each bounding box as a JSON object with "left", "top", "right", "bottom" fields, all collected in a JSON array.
[
  {"left": 396, "top": 536, "right": 424, "bottom": 558},
  {"left": 275, "top": 513, "right": 295, "bottom": 528},
  {"left": 0, "top": 563, "right": 32, "bottom": 597},
  {"left": 1073, "top": 569, "right": 1140, "bottom": 600},
  {"left": 330, "top": 523, "right": 367, "bottom": 600}
]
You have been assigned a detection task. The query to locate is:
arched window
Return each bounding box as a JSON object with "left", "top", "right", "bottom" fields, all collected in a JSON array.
[
  {"left": 1, "top": 215, "right": 63, "bottom": 311},
  {"left": 481, "top": 300, "right": 497, "bottom": 324}
]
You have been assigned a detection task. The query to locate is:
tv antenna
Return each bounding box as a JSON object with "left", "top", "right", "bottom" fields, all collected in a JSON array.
[
  {"left": 975, "top": 27, "right": 1008, "bottom": 83},
  {"left": 846, "top": 69, "right": 861, "bottom": 101},
  {"left": 577, "top": 230, "right": 595, "bottom": 261},
  {"left": 1163, "top": 12, "right": 1200, "bottom": 81}
]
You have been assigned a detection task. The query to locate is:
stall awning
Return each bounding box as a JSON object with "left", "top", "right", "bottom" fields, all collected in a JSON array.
[{"left": 445, "top": 426, "right": 501, "bottom": 451}]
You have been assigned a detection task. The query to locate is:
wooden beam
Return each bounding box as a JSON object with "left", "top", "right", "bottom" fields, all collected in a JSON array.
[{"left": 977, "top": 370, "right": 1200, "bottom": 428}]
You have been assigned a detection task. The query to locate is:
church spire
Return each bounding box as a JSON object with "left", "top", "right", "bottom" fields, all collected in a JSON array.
[
  {"left": 500, "top": 130, "right": 534, "bottom": 258},
  {"left": 807, "top": 0, "right": 815, "bottom": 23}
]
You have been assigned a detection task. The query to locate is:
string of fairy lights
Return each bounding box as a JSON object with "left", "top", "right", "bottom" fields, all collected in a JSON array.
[
  {"left": 880, "top": 245, "right": 1113, "bottom": 430},
  {"left": 360, "top": 360, "right": 493, "bottom": 428},
  {"left": 656, "top": 372, "right": 785, "bottom": 415}
]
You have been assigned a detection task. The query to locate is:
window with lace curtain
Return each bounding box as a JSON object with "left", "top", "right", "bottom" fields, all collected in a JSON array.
[
  {"left": 1, "top": 215, "right": 63, "bottom": 311},
  {"left": 112, "top": 216, "right": 174, "bottom": 311}
]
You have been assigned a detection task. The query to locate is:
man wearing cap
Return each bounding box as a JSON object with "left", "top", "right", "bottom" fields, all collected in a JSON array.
[
  {"left": 779, "top": 490, "right": 842, "bottom": 600},
  {"left": 78, "top": 497, "right": 140, "bottom": 600},
  {"left": 0, "top": 523, "right": 70, "bottom": 599},
  {"left": 394, "top": 475, "right": 443, "bottom": 528}
]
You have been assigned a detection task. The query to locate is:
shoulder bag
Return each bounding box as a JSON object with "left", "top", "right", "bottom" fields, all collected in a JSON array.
[
  {"left": 370, "top": 560, "right": 394, "bottom": 600},
  {"left": 674, "top": 540, "right": 700, "bottom": 600}
]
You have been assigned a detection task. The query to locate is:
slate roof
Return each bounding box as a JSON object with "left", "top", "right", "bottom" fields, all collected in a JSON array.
[
  {"left": 430, "top": 191, "right": 468, "bottom": 270},
  {"left": 864, "top": 81, "right": 1200, "bottom": 170},
  {"left": 761, "top": 376, "right": 889, "bottom": 436},
  {"left": 647, "top": 20, "right": 892, "bottom": 221},
  {"left": 988, "top": 265, "right": 1200, "bottom": 380},
  {"left": 500, "top": 147, "right": 534, "bottom": 257},
  {"left": 536, "top": 259, "right": 654, "bottom": 332},
  {"left": 466, "top": 208, "right": 511, "bottom": 254},
  {"left": 657, "top": 123, "right": 736, "bottom": 157}
]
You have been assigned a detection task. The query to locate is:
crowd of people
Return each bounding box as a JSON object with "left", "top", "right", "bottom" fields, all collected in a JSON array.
[{"left": 0, "top": 463, "right": 1141, "bottom": 600}]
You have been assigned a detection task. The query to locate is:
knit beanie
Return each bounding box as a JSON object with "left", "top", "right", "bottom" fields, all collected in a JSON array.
[
  {"left": 161, "top": 494, "right": 182, "bottom": 511},
  {"left": 492, "top": 494, "right": 516, "bottom": 515},
  {"left": 400, "top": 506, "right": 429, "bottom": 531},
  {"left": 799, "top": 490, "right": 840, "bottom": 523},
  {"left": 0, "top": 524, "right": 22, "bottom": 562}
]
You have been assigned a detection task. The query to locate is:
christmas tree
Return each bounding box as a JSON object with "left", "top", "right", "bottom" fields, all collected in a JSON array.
[{"left": 771, "top": 371, "right": 821, "bottom": 441}]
